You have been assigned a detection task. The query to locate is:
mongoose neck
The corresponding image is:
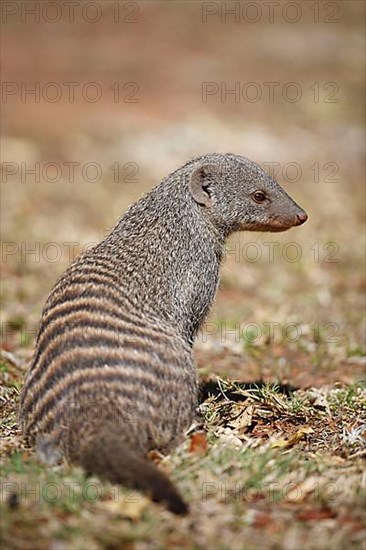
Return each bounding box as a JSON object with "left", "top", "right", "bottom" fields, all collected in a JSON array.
[{"left": 100, "top": 184, "right": 224, "bottom": 344}]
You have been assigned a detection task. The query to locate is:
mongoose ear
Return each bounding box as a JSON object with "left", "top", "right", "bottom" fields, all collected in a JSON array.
[{"left": 189, "top": 164, "right": 214, "bottom": 207}]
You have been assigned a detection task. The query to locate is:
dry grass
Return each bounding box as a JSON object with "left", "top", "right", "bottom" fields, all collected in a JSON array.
[{"left": 1, "top": 355, "right": 365, "bottom": 550}]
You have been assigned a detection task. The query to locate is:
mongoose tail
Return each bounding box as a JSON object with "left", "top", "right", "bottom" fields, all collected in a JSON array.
[{"left": 71, "top": 423, "right": 188, "bottom": 515}]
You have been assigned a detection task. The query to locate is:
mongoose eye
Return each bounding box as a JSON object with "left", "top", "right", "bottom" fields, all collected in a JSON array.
[{"left": 253, "top": 191, "right": 266, "bottom": 203}]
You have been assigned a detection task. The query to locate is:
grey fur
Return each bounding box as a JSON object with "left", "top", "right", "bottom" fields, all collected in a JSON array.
[{"left": 19, "top": 153, "right": 307, "bottom": 514}]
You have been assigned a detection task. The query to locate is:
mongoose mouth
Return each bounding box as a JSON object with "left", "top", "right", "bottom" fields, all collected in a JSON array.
[
  {"left": 244, "top": 217, "right": 307, "bottom": 233},
  {"left": 264, "top": 211, "right": 308, "bottom": 233}
]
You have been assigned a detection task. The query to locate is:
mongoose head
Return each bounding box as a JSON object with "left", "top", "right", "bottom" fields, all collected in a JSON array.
[{"left": 188, "top": 153, "right": 308, "bottom": 235}]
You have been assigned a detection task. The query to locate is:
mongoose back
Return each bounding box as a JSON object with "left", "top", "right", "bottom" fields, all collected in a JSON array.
[{"left": 19, "top": 153, "right": 308, "bottom": 514}]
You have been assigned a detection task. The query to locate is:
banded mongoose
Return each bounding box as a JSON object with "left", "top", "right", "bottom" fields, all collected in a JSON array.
[{"left": 19, "top": 153, "right": 308, "bottom": 514}]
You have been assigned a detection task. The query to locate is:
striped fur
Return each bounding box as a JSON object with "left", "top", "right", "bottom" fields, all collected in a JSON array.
[{"left": 19, "top": 153, "right": 307, "bottom": 514}]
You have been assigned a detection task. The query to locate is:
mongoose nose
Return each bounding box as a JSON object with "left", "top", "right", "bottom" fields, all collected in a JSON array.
[{"left": 296, "top": 211, "right": 308, "bottom": 225}]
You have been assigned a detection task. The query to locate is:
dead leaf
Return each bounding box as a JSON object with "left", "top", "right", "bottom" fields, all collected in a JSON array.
[
  {"left": 306, "top": 389, "right": 331, "bottom": 414},
  {"left": 147, "top": 449, "right": 165, "bottom": 464},
  {"left": 189, "top": 432, "right": 208, "bottom": 455},
  {"left": 218, "top": 430, "right": 243, "bottom": 449},
  {"left": 102, "top": 495, "right": 148, "bottom": 520},
  {"left": 272, "top": 426, "right": 314, "bottom": 449},
  {"left": 228, "top": 405, "right": 254, "bottom": 434},
  {"left": 285, "top": 476, "right": 320, "bottom": 502},
  {"left": 297, "top": 507, "right": 337, "bottom": 521}
]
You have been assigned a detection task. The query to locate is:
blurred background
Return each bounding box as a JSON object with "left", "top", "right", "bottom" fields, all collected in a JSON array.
[{"left": 1, "top": 0, "right": 365, "bottom": 387}]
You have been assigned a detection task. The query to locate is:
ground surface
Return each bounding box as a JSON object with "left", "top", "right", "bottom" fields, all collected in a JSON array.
[{"left": 1, "top": 1, "right": 365, "bottom": 549}]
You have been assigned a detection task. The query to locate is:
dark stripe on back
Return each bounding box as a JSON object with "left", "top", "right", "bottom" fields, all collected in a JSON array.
[
  {"left": 25, "top": 367, "right": 165, "bottom": 435},
  {"left": 22, "top": 344, "right": 176, "bottom": 416}
]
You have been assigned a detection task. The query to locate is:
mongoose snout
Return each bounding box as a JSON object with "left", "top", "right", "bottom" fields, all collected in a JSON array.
[
  {"left": 19, "top": 153, "right": 308, "bottom": 514},
  {"left": 295, "top": 210, "right": 308, "bottom": 225}
]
